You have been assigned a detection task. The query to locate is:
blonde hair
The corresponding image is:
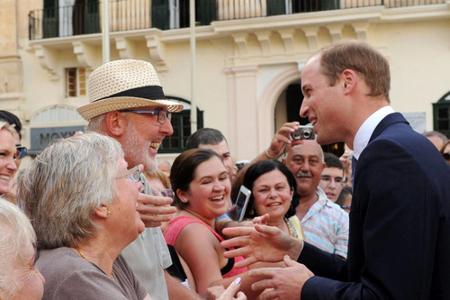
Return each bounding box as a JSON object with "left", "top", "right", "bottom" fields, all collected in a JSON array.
[
  {"left": 145, "top": 169, "right": 171, "bottom": 189},
  {"left": 0, "top": 121, "right": 17, "bottom": 141}
]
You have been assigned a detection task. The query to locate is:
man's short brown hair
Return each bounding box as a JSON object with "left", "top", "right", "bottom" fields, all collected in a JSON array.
[{"left": 319, "top": 42, "right": 391, "bottom": 102}]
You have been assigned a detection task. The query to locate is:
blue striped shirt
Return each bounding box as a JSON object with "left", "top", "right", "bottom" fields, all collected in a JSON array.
[{"left": 300, "top": 188, "right": 349, "bottom": 258}]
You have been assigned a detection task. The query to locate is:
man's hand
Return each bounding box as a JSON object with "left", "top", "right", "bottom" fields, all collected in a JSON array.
[
  {"left": 137, "top": 193, "right": 177, "bottom": 227},
  {"left": 249, "top": 256, "right": 313, "bottom": 300},
  {"left": 264, "top": 122, "right": 299, "bottom": 159},
  {"left": 221, "top": 224, "right": 303, "bottom": 267}
]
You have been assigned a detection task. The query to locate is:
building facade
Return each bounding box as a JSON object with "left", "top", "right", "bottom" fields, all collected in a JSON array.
[{"left": 1, "top": 0, "right": 450, "bottom": 160}]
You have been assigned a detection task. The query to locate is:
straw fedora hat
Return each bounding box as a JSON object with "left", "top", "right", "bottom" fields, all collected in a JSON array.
[{"left": 77, "top": 59, "right": 184, "bottom": 121}]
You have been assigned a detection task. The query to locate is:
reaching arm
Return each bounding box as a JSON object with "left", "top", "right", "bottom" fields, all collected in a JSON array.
[
  {"left": 221, "top": 224, "right": 303, "bottom": 267},
  {"left": 253, "top": 122, "right": 299, "bottom": 162},
  {"left": 164, "top": 271, "right": 201, "bottom": 300}
]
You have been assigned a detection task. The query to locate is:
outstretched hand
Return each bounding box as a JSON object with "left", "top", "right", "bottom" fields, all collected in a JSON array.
[
  {"left": 248, "top": 255, "right": 313, "bottom": 300},
  {"left": 221, "top": 224, "right": 303, "bottom": 267},
  {"left": 208, "top": 278, "right": 247, "bottom": 300}
]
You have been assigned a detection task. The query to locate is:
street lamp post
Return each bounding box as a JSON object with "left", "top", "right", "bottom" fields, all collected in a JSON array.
[
  {"left": 190, "top": 0, "right": 197, "bottom": 133},
  {"left": 102, "top": 0, "right": 110, "bottom": 63}
]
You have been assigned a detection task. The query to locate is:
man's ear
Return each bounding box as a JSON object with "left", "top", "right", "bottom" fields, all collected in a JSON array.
[
  {"left": 319, "top": 162, "right": 325, "bottom": 173},
  {"left": 104, "top": 111, "right": 127, "bottom": 137},
  {"left": 341, "top": 69, "right": 357, "bottom": 93}
]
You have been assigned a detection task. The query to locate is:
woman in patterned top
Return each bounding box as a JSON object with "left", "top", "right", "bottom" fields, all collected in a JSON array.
[{"left": 241, "top": 160, "right": 303, "bottom": 239}]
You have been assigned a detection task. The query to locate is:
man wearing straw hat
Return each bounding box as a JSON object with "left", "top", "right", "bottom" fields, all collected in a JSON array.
[{"left": 78, "top": 59, "right": 197, "bottom": 300}]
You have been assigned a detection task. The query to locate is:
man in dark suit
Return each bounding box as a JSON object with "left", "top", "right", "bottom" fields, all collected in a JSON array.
[{"left": 221, "top": 42, "right": 450, "bottom": 299}]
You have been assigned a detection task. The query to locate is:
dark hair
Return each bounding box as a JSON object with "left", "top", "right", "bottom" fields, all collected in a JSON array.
[
  {"left": 319, "top": 42, "right": 390, "bottom": 102},
  {"left": 336, "top": 185, "right": 352, "bottom": 208},
  {"left": 0, "top": 110, "right": 22, "bottom": 139},
  {"left": 324, "top": 152, "right": 343, "bottom": 170},
  {"left": 241, "top": 160, "right": 299, "bottom": 219},
  {"left": 170, "top": 148, "right": 222, "bottom": 209},
  {"left": 185, "top": 128, "right": 227, "bottom": 149}
]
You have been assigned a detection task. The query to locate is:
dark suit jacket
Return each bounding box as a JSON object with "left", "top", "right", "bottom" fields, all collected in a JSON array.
[{"left": 299, "top": 113, "right": 450, "bottom": 300}]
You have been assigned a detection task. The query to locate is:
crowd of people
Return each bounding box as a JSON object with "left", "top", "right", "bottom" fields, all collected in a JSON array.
[{"left": 0, "top": 41, "right": 449, "bottom": 300}]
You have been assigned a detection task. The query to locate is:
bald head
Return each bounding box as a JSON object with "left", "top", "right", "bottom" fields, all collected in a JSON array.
[
  {"left": 284, "top": 140, "right": 325, "bottom": 198},
  {"left": 287, "top": 140, "right": 324, "bottom": 162}
]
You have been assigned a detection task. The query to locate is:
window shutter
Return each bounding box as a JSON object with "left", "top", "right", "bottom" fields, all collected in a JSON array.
[
  {"left": 43, "top": 0, "right": 59, "bottom": 37},
  {"left": 267, "top": 0, "right": 286, "bottom": 16},
  {"left": 85, "top": 0, "right": 100, "bottom": 34},
  {"left": 152, "top": 0, "right": 170, "bottom": 30},
  {"left": 196, "top": 0, "right": 216, "bottom": 26}
]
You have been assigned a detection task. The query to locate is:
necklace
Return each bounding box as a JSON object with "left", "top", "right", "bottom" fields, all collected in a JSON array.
[
  {"left": 73, "top": 248, "right": 114, "bottom": 279},
  {"left": 75, "top": 248, "right": 87, "bottom": 260}
]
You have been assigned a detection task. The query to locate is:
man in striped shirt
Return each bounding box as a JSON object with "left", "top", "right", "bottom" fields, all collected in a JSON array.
[{"left": 284, "top": 140, "right": 349, "bottom": 258}]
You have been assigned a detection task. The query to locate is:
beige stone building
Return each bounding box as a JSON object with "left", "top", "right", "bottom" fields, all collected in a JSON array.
[{"left": 1, "top": 0, "right": 449, "bottom": 161}]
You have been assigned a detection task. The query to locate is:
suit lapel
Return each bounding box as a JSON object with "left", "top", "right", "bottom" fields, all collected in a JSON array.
[{"left": 369, "top": 112, "right": 410, "bottom": 143}]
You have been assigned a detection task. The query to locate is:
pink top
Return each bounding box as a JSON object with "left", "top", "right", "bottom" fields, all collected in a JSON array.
[{"left": 164, "top": 215, "right": 247, "bottom": 278}]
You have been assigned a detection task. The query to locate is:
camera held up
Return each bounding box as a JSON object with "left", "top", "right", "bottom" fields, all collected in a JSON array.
[{"left": 291, "top": 125, "right": 315, "bottom": 140}]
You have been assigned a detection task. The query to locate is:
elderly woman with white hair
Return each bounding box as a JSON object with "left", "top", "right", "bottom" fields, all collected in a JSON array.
[
  {"left": 17, "top": 132, "right": 150, "bottom": 300},
  {"left": 0, "top": 198, "right": 45, "bottom": 300}
]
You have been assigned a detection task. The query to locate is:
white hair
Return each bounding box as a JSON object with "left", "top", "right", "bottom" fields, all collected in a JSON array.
[
  {"left": 87, "top": 114, "right": 106, "bottom": 132},
  {"left": 0, "top": 198, "right": 36, "bottom": 299},
  {"left": 17, "top": 132, "right": 123, "bottom": 249}
]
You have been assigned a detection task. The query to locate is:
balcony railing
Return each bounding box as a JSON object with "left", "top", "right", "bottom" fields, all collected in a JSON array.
[{"left": 29, "top": 0, "right": 446, "bottom": 40}]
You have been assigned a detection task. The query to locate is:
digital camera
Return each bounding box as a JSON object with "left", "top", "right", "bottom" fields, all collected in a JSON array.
[{"left": 291, "top": 125, "right": 315, "bottom": 140}]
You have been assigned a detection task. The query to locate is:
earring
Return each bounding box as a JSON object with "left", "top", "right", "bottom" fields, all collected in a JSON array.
[{"left": 106, "top": 208, "right": 112, "bottom": 217}]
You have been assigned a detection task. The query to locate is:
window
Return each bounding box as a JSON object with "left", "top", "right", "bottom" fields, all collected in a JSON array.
[
  {"left": 158, "top": 97, "right": 204, "bottom": 153},
  {"left": 65, "top": 67, "right": 86, "bottom": 97},
  {"left": 433, "top": 91, "right": 450, "bottom": 138},
  {"left": 152, "top": 0, "right": 216, "bottom": 30}
]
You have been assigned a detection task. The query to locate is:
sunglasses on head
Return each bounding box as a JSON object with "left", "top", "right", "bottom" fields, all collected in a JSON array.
[{"left": 16, "top": 145, "right": 28, "bottom": 159}]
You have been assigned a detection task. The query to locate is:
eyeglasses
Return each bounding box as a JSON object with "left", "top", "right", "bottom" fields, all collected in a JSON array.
[
  {"left": 120, "top": 108, "right": 171, "bottom": 124},
  {"left": 320, "top": 175, "right": 345, "bottom": 185},
  {"left": 15, "top": 145, "right": 28, "bottom": 159}
]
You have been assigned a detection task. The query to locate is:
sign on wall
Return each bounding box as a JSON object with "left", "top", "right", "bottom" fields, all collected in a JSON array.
[
  {"left": 402, "top": 112, "right": 426, "bottom": 134},
  {"left": 29, "top": 125, "right": 85, "bottom": 155}
]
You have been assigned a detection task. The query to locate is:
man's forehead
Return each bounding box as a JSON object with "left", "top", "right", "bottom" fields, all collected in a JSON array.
[
  {"left": 322, "top": 167, "right": 344, "bottom": 176},
  {"left": 289, "top": 142, "right": 322, "bottom": 157},
  {"left": 301, "top": 55, "right": 321, "bottom": 76}
]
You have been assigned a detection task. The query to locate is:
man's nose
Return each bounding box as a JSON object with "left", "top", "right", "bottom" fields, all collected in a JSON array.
[
  {"left": 299, "top": 100, "right": 308, "bottom": 118},
  {"left": 160, "top": 120, "right": 174, "bottom": 136},
  {"left": 329, "top": 179, "right": 337, "bottom": 188},
  {"left": 300, "top": 161, "right": 310, "bottom": 170}
]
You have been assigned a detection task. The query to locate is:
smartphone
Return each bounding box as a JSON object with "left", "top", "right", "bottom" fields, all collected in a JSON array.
[{"left": 233, "top": 185, "right": 252, "bottom": 222}]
